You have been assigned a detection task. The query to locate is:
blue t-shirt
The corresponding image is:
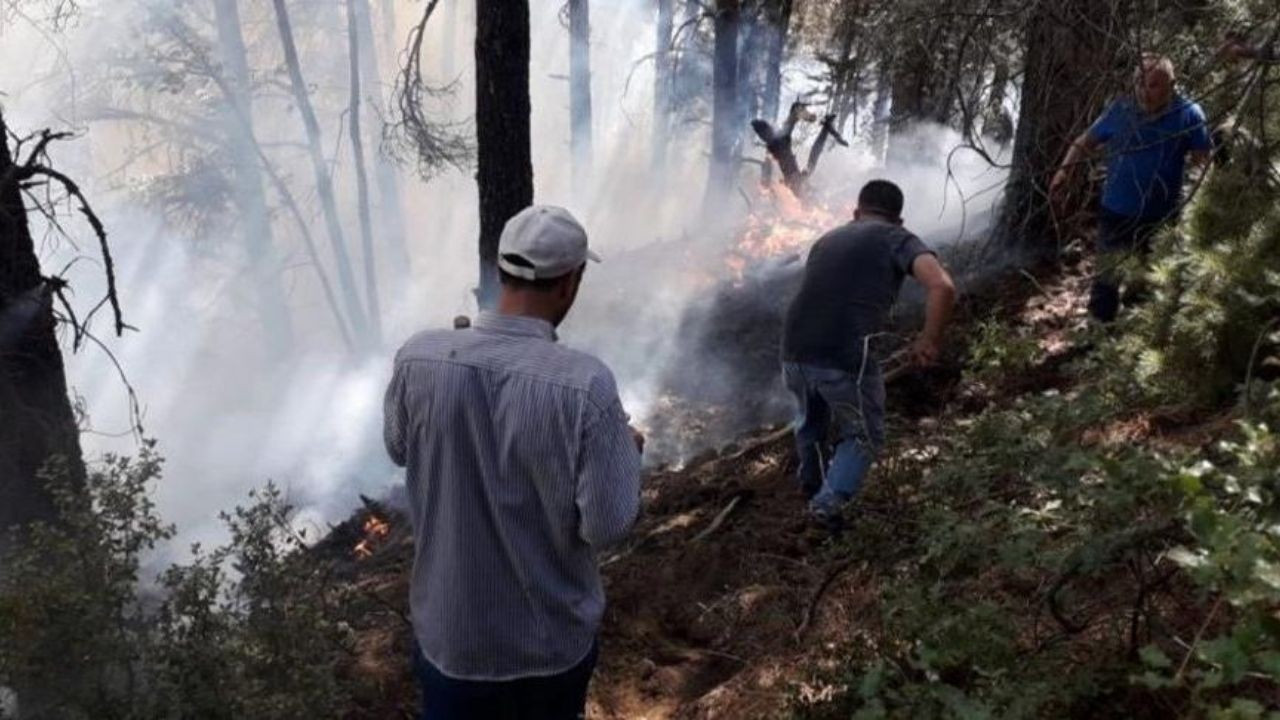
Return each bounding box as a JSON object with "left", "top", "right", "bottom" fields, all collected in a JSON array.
[{"left": 1087, "top": 95, "right": 1211, "bottom": 220}]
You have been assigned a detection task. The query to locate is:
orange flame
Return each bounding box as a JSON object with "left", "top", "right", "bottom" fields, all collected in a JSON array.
[
  {"left": 725, "top": 183, "right": 846, "bottom": 282},
  {"left": 353, "top": 514, "right": 391, "bottom": 559}
]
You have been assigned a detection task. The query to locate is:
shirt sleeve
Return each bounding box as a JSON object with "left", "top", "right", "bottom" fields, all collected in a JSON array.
[
  {"left": 575, "top": 369, "right": 642, "bottom": 550},
  {"left": 383, "top": 358, "right": 409, "bottom": 468},
  {"left": 1087, "top": 100, "right": 1123, "bottom": 144},
  {"left": 894, "top": 232, "right": 936, "bottom": 276},
  {"left": 1185, "top": 102, "right": 1212, "bottom": 152}
]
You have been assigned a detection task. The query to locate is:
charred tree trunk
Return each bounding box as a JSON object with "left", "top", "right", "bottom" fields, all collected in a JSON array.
[
  {"left": 996, "top": 0, "right": 1122, "bottom": 259},
  {"left": 652, "top": 0, "right": 674, "bottom": 172},
  {"left": 212, "top": 0, "right": 295, "bottom": 356},
  {"left": 703, "top": 0, "right": 740, "bottom": 213},
  {"left": 475, "top": 0, "right": 533, "bottom": 307},
  {"left": 570, "top": 0, "right": 593, "bottom": 198},
  {"left": 354, "top": 0, "right": 412, "bottom": 298},
  {"left": 0, "top": 111, "right": 85, "bottom": 549},
  {"left": 271, "top": 0, "right": 369, "bottom": 344},
  {"left": 348, "top": 0, "right": 382, "bottom": 346}
]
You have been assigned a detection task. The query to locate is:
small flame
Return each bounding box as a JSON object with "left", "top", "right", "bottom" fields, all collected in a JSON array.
[{"left": 353, "top": 514, "right": 391, "bottom": 559}]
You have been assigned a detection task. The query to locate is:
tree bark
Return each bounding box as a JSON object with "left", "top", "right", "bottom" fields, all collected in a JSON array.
[
  {"left": 570, "top": 0, "right": 593, "bottom": 198},
  {"left": 652, "top": 0, "right": 674, "bottom": 172},
  {"left": 348, "top": 0, "right": 382, "bottom": 346},
  {"left": 475, "top": 0, "right": 533, "bottom": 307},
  {"left": 996, "top": 0, "right": 1123, "bottom": 258},
  {"left": 270, "top": 0, "right": 369, "bottom": 344},
  {"left": 703, "top": 0, "right": 741, "bottom": 213},
  {"left": 0, "top": 111, "right": 85, "bottom": 549},
  {"left": 212, "top": 0, "right": 295, "bottom": 356}
]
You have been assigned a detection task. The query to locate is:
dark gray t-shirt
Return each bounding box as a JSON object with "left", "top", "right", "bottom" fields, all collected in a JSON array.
[{"left": 781, "top": 219, "right": 934, "bottom": 370}]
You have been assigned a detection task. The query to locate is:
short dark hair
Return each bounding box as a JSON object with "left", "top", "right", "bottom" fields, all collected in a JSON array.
[{"left": 858, "top": 179, "right": 904, "bottom": 219}]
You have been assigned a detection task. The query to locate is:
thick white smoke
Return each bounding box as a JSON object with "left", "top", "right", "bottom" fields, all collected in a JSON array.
[{"left": 0, "top": 0, "right": 1009, "bottom": 553}]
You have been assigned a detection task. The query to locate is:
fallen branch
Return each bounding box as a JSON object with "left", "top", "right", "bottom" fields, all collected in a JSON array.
[
  {"left": 795, "top": 559, "right": 859, "bottom": 640},
  {"left": 692, "top": 493, "right": 744, "bottom": 543}
]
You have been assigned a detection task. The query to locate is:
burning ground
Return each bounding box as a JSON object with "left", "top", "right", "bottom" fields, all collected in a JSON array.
[{"left": 310, "top": 241, "right": 1244, "bottom": 718}]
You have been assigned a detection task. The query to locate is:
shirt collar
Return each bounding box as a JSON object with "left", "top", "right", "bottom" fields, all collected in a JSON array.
[{"left": 475, "top": 311, "right": 558, "bottom": 342}]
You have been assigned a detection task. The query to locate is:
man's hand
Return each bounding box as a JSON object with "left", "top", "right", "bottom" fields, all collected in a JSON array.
[
  {"left": 629, "top": 425, "right": 646, "bottom": 454},
  {"left": 908, "top": 335, "right": 941, "bottom": 367},
  {"left": 1049, "top": 168, "right": 1071, "bottom": 206}
]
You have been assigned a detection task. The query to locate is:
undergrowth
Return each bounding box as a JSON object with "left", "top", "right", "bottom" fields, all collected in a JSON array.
[{"left": 793, "top": 155, "right": 1280, "bottom": 719}]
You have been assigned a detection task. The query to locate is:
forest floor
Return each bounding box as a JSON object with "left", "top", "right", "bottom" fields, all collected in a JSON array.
[{"left": 320, "top": 245, "right": 1230, "bottom": 719}]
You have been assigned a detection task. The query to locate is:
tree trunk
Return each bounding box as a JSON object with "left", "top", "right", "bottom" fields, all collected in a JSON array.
[
  {"left": 703, "top": 0, "right": 740, "bottom": 213},
  {"left": 270, "top": 0, "right": 369, "bottom": 344},
  {"left": 347, "top": 0, "right": 383, "bottom": 346},
  {"left": 475, "top": 0, "right": 533, "bottom": 307},
  {"left": 212, "top": 0, "right": 295, "bottom": 356},
  {"left": 355, "top": 0, "right": 412, "bottom": 299},
  {"left": 569, "top": 0, "right": 593, "bottom": 198},
  {"left": 870, "top": 62, "right": 891, "bottom": 165},
  {"left": 996, "top": 0, "right": 1123, "bottom": 258},
  {"left": 0, "top": 111, "right": 85, "bottom": 549},
  {"left": 760, "top": 0, "right": 793, "bottom": 127},
  {"left": 652, "top": 0, "right": 674, "bottom": 172}
]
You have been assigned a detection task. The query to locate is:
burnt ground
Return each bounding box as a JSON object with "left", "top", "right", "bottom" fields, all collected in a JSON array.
[{"left": 322, "top": 246, "right": 1225, "bottom": 719}]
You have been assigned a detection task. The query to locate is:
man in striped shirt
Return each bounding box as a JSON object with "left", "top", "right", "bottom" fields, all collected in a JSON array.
[{"left": 383, "top": 205, "right": 643, "bottom": 719}]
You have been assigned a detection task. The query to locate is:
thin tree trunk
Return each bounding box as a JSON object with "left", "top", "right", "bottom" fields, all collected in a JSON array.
[
  {"left": 475, "top": 0, "right": 533, "bottom": 307},
  {"left": 348, "top": 0, "right": 382, "bottom": 345},
  {"left": 355, "top": 0, "right": 412, "bottom": 297},
  {"left": 652, "top": 0, "right": 674, "bottom": 172},
  {"left": 760, "top": 0, "right": 792, "bottom": 183},
  {"left": 996, "top": 0, "right": 1122, "bottom": 258},
  {"left": 703, "top": 0, "right": 740, "bottom": 213},
  {"left": 870, "top": 62, "right": 891, "bottom": 164},
  {"left": 270, "top": 0, "right": 369, "bottom": 344},
  {"left": 212, "top": 0, "right": 295, "bottom": 355},
  {"left": 761, "top": 0, "right": 793, "bottom": 126},
  {"left": 0, "top": 110, "right": 85, "bottom": 549},
  {"left": 570, "top": 0, "right": 593, "bottom": 198}
]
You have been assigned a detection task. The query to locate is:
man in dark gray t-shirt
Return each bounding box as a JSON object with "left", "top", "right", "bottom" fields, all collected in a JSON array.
[{"left": 781, "top": 180, "right": 956, "bottom": 530}]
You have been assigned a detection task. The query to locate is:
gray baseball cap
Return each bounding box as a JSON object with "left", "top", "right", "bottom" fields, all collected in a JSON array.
[{"left": 498, "top": 205, "right": 601, "bottom": 281}]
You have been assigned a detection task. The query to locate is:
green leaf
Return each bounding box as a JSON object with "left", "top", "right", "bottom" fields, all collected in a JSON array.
[{"left": 1140, "top": 645, "right": 1173, "bottom": 669}]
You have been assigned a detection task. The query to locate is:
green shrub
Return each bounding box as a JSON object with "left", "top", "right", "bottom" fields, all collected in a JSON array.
[{"left": 0, "top": 446, "right": 364, "bottom": 719}]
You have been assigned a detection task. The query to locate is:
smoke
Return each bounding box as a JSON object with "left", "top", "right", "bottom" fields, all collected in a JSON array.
[{"left": 0, "top": 0, "right": 1010, "bottom": 553}]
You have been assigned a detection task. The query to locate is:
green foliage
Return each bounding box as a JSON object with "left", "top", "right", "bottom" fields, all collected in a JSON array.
[
  {"left": 964, "top": 315, "right": 1041, "bottom": 385},
  {"left": 0, "top": 446, "right": 364, "bottom": 719},
  {"left": 794, "top": 301, "right": 1280, "bottom": 719}
]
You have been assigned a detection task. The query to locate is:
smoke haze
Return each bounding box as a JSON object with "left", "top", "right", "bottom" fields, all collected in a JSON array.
[{"left": 0, "top": 0, "right": 1009, "bottom": 553}]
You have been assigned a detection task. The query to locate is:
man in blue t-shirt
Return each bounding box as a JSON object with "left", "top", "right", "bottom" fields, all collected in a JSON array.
[{"left": 1050, "top": 54, "right": 1212, "bottom": 321}]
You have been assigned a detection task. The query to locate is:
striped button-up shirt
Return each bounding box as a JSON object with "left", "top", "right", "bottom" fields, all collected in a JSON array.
[{"left": 383, "top": 311, "right": 642, "bottom": 681}]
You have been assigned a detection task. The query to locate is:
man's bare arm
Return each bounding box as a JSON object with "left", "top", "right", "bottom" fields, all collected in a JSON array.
[
  {"left": 909, "top": 253, "right": 957, "bottom": 366},
  {"left": 1050, "top": 132, "right": 1102, "bottom": 199}
]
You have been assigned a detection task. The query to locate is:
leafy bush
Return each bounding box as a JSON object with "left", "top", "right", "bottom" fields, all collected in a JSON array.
[{"left": 0, "top": 444, "right": 366, "bottom": 719}]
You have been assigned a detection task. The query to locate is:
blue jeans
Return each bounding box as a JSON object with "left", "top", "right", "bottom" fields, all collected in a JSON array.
[
  {"left": 782, "top": 361, "right": 885, "bottom": 513},
  {"left": 412, "top": 639, "right": 598, "bottom": 720}
]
